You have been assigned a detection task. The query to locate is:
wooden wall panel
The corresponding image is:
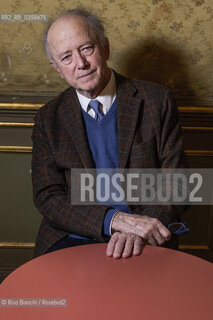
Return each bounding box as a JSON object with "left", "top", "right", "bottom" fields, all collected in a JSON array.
[{"left": 0, "top": 102, "right": 212, "bottom": 250}]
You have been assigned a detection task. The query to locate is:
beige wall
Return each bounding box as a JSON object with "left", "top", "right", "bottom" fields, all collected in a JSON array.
[{"left": 0, "top": 0, "right": 212, "bottom": 104}]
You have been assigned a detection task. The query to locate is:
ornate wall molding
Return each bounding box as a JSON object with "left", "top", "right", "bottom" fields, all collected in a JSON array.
[
  {"left": 1, "top": 102, "right": 213, "bottom": 113},
  {"left": 0, "top": 146, "right": 32, "bottom": 152},
  {"left": 0, "top": 146, "right": 212, "bottom": 157},
  {"left": 0, "top": 242, "right": 35, "bottom": 248},
  {"left": 182, "top": 127, "right": 213, "bottom": 131},
  {"left": 0, "top": 122, "right": 34, "bottom": 127},
  {"left": 185, "top": 150, "right": 213, "bottom": 157},
  {"left": 178, "top": 106, "right": 213, "bottom": 113},
  {"left": 0, "top": 102, "right": 42, "bottom": 111}
]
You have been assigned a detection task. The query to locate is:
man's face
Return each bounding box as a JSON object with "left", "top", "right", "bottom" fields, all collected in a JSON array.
[{"left": 47, "top": 16, "right": 110, "bottom": 98}]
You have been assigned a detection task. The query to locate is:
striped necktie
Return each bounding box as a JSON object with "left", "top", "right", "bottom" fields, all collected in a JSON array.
[{"left": 88, "top": 99, "right": 104, "bottom": 123}]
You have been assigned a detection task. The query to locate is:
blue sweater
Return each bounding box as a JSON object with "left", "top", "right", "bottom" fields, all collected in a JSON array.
[
  {"left": 69, "top": 99, "right": 129, "bottom": 239},
  {"left": 82, "top": 98, "right": 119, "bottom": 169}
]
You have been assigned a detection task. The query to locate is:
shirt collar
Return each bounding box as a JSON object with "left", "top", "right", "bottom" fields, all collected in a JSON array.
[{"left": 76, "top": 70, "right": 116, "bottom": 114}]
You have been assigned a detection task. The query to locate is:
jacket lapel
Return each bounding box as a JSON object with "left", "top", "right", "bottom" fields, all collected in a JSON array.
[
  {"left": 115, "top": 73, "right": 144, "bottom": 169},
  {"left": 59, "top": 88, "right": 95, "bottom": 168},
  {"left": 59, "top": 73, "right": 144, "bottom": 169}
]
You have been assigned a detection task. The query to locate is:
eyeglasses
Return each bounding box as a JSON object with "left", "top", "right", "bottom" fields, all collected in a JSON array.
[{"left": 168, "top": 222, "right": 189, "bottom": 235}]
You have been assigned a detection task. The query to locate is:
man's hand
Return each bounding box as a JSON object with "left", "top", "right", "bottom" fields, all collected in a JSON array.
[
  {"left": 106, "top": 232, "right": 144, "bottom": 258},
  {"left": 111, "top": 212, "right": 171, "bottom": 246}
]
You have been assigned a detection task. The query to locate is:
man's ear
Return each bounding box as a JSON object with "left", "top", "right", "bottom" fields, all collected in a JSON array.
[{"left": 49, "top": 60, "right": 64, "bottom": 79}]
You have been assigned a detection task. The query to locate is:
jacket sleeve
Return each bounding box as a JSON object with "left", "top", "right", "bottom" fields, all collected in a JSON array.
[
  {"left": 131, "top": 87, "right": 189, "bottom": 227},
  {"left": 31, "top": 108, "right": 109, "bottom": 241}
]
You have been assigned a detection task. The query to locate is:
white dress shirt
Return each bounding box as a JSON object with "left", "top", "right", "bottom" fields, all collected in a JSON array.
[{"left": 76, "top": 70, "right": 116, "bottom": 118}]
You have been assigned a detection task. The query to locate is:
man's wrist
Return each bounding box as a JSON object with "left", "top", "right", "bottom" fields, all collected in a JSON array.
[
  {"left": 103, "top": 208, "right": 119, "bottom": 236},
  {"left": 109, "top": 211, "right": 120, "bottom": 235},
  {"left": 111, "top": 211, "right": 127, "bottom": 233}
]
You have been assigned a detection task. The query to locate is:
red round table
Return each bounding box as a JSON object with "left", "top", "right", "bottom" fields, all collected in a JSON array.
[{"left": 0, "top": 244, "right": 212, "bottom": 320}]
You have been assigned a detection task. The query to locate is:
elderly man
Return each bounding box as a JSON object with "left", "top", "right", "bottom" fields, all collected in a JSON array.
[{"left": 32, "top": 8, "right": 188, "bottom": 258}]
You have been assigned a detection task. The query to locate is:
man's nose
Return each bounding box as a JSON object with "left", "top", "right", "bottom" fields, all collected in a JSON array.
[{"left": 74, "top": 52, "right": 88, "bottom": 69}]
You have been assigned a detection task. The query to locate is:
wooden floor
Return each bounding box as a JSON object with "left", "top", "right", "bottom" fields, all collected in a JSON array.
[{"left": 0, "top": 247, "right": 212, "bottom": 284}]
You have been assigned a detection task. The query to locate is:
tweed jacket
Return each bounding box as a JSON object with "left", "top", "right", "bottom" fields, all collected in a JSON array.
[{"left": 32, "top": 72, "right": 188, "bottom": 257}]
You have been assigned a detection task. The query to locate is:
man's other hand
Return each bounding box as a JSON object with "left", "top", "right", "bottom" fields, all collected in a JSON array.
[
  {"left": 106, "top": 232, "right": 144, "bottom": 258},
  {"left": 111, "top": 212, "right": 171, "bottom": 246}
]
